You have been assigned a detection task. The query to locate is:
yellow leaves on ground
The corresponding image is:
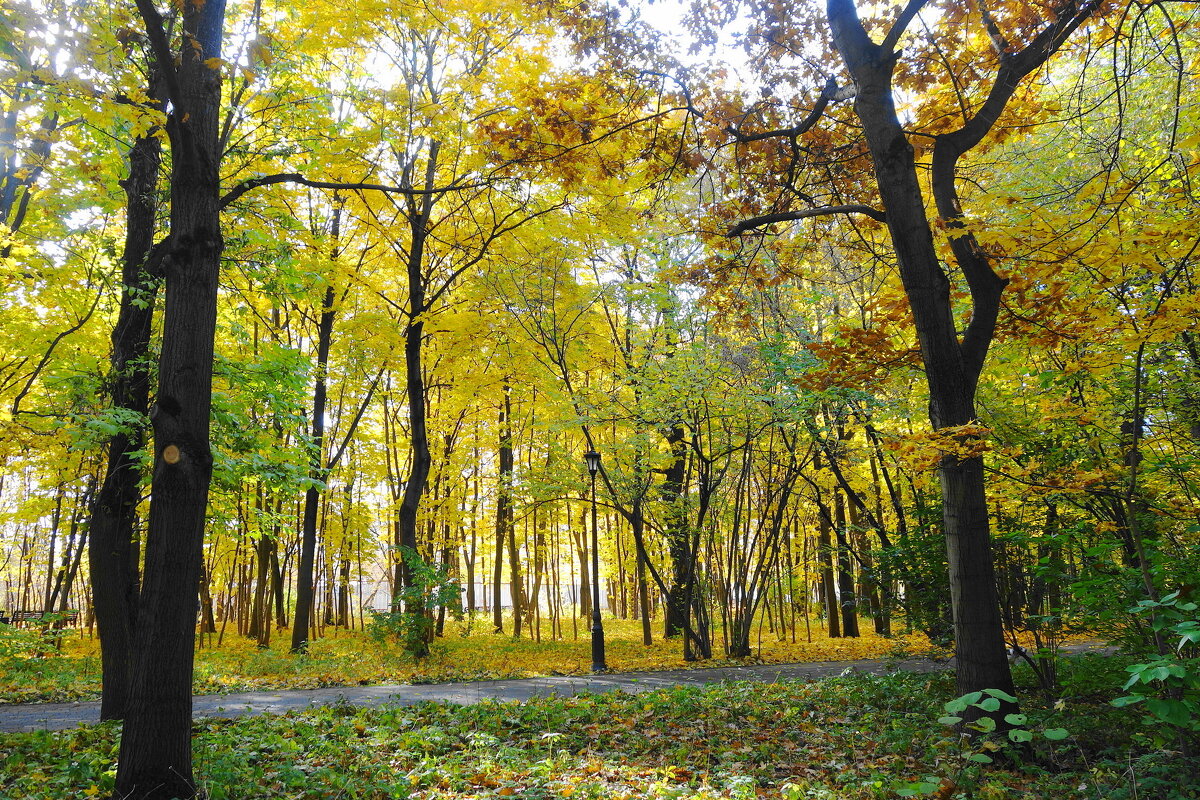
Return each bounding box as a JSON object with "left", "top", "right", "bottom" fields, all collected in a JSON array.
[{"left": 8, "top": 621, "right": 973, "bottom": 704}]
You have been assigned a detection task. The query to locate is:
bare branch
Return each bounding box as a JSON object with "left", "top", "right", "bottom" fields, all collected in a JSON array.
[
  {"left": 727, "top": 77, "right": 840, "bottom": 143},
  {"left": 727, "top": 204, "right": 886, "bottom": 236},
  {"left": 219, "top": 173, "right": 485, "bottom": 208},
  {"left": 880, "top": 0, "right": 931, "bottom": 55},
  {"left": 639, "top": 70, "right": 703, "bottom": 118}
]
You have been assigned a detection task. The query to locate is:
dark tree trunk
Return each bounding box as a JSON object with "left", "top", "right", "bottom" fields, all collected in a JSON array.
[
  {"left": 394, "top": 146, "right": 440, "bottom": 657},
  {"left": 88, "top": 80, "right": 163, "bottom": 722},
  {"left": 816, "top": 494, "right": 840, "bottom": 638},
  {"left": 291, "top": 270, "right": 338, "bottom": 653},
  {"left": 250, "top": 532, "right": 274, "bottom": 647},
  {"left": 634, "top": 507, "right": 652, "bottom": 646},
  {"left": 113, "top": 1, "right": 227, "bottom": 796},
  {"left": 834, "top": 492, "right": 860, "bottom": 637},
  {"left": 821, "top": 0, "right": 1094, "bottom": 719},
  {"left": 493, "top": 390, "right": 516, "bottom": 633},
  {"left": 661, "top": 424, "right": 691, "bottom": 638}
]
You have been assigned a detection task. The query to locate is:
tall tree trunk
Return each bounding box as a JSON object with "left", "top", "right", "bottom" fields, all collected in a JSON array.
[
  {"left": 834, "top": 492, "right": 860, "bottom": 637},
  {"left": 816, "top": 494, "right": 840, "bottom": 638},
  {"left": 823, "top": 0, "right": 1103, "bottom": 717},
  {"left": 88, "top": 76, "right": 163, "bottom": 722},
  {"left": 291, "top": 208, "right": 341, "bottom": 652},
  {"left": 394, "top": 144, "right": 440, "bottom": 657},
  {"left": 114, "top": 0, "right": 227, "bottom": 794},
  {"left": 661, "top": 424, "right": 691, "bottom": 638},
  {"left": 574, "top": 507, "right": 591, "bottom": 619}
]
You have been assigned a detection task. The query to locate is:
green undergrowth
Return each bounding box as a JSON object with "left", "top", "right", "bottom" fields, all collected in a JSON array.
[{"left": 3, "top": 659, "right": 1197, "bottom": 800}]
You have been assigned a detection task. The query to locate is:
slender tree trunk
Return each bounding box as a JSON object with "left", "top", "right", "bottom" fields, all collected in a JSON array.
[
  {"left": 497, "top": 387, "right": 522, "bottom": 635},
  {"left": 394, "top": 144, "right": 440, "bottom": 657},
  {"left": 817, "top": 500, "right": 840, "bottom": 638},
  {"left": 834, "top": 492, "right": 859, "bottom": 637},
  {"left": 292, "top": 208, "right": 341, "bottom": 653},
  {"left": 88, "top": 76, "right": 163, "bottom": 722},
  {"left": 574, "top": 507, "right": 590, "bottom": 619}
]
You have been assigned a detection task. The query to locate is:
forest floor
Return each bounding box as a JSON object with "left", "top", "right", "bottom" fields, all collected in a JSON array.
[
  {"left": 1, "top": 648, "right": 1196, "bottom": 800},
  {"left": 2, "top": 620, "right": 1195, "bottom": 799}
]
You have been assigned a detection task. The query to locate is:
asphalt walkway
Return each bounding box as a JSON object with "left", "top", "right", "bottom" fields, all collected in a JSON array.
[{"left": 0, "top": 643, "right": 1110, "bottom": 733}]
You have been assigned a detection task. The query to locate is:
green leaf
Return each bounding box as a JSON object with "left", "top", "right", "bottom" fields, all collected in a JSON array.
[
  {"left": 971, "top": 717, "right": 997, "bottom": 733},
  {"left": 982, "top": 689, "right": 1018, "bottom": 703},
  {"left": 1147, "top": 666, "right": 1172, "bottom": 682},
  {"left": 938, "top": 716, "right": 963, "bottom": 726},
  {"left": 1043, "top": 728, "right": 1070, "bottom": 740},
  {"left": 945, "top": 692, "right": 982, "bottom": 714},
  {"left": 1007, "top": 729, "right": 1034, "bottom": 743},
  {"left": 1003, "top": 713, "right": 1027, "bottom": 726},
  {"left": 1145, "top": 698, "right": 1194, "bottom": 728},
  {"left": 1111, "top": 695, "right": 1144, "bottom": 707},
  {"left": 968, "top": 753, "right": 994, "bottom": 763},
  {"left": 977, "top": 698, "right": 1001, "bottom": 712}
]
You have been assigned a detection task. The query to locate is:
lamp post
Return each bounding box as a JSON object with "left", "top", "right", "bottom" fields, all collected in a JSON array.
[{"left": 583, "top": 449, "right": 607, "bottom": 672}]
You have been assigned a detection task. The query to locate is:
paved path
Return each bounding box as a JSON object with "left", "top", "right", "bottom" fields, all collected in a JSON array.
[{"left": 0, "top": 644, "right": 1111, "bottom": 733}]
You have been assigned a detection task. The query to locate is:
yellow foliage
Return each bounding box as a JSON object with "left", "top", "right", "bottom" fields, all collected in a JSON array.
[{"left": 886, "top": 423, "right": 993, "bottom": 472}]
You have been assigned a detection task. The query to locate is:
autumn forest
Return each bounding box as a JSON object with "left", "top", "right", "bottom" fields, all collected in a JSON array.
[{"left": 1, "top": 0, "right": 1199, "bottom": 798}]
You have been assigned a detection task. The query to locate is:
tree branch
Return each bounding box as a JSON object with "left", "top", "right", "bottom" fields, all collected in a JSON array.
[
  {"left": 132, "top": 0, "right": 182, "bottom": 110},
  {"left": 880, "top": 0, "right": 931, "bottom": 55},
  {"left": 931, "top": 0, "right": 1100, "bottom": 382},
  {"left": 219, "top": 173, "right": 485, "bottom": 208},
  {"left": 727, "top": 204, "right": 886, "bottom": 236},
  {"left": 727, "top": 77, "right": 839, "bottom": 143}
]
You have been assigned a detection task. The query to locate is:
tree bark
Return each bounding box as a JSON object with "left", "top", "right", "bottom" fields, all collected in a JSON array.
[
  {"left": 822, "top": 0, "right": 1105, "bottom": 714},
  {"left": 393, "top": 143, "right": 440, "bottom": 657},
  {"left": 291, "top": 262, "right": 338, "bottom": 652},
  {"left": 113, "top": 1, "right": 226, "bottom": 796},
  {"left": 88, "top": 78, "right": 163, "bottom": 721}
]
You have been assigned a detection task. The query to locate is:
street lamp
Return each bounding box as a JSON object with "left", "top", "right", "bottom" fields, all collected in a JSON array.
[{"left": 583, "top": 449, "right": 607, "bottom": 673}]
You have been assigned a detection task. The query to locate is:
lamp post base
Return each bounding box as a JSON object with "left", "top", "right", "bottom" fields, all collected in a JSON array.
[{"left": 591, "top": 616, "right": 607, "bottom": 673}]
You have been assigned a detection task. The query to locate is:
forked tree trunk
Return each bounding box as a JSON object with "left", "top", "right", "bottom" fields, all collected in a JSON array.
[
  {"left": 822, "top": 0, "right": 1096, "bottom": 719},
  {"left": 113, "top": 1, "right": 227, "bottom": 796}
]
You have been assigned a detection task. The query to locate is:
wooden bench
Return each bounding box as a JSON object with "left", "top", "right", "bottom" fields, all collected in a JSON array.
[{"left": 0, "top": 609, "right": 80, "bottom": 627}]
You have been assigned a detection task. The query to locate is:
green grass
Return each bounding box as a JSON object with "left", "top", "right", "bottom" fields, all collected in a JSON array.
[{"left": 2, "top": 657, "right": 1197, "bottom": 799}]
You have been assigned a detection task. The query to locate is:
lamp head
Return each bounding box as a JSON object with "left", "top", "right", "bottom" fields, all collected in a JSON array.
[{"left": 583, "top": 450, "right": 601, "bottom": 475}]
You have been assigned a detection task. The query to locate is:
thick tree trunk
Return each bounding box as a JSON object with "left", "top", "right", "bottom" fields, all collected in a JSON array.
[
  {"left": 661, "top": 424, "right": 691, "bottom": 638},
  {"left": 113, "top": 2, "right": 226, "bottom": 796},
  {"left": 825, "top": 0, "right": 1038, "bottom": 715}
]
